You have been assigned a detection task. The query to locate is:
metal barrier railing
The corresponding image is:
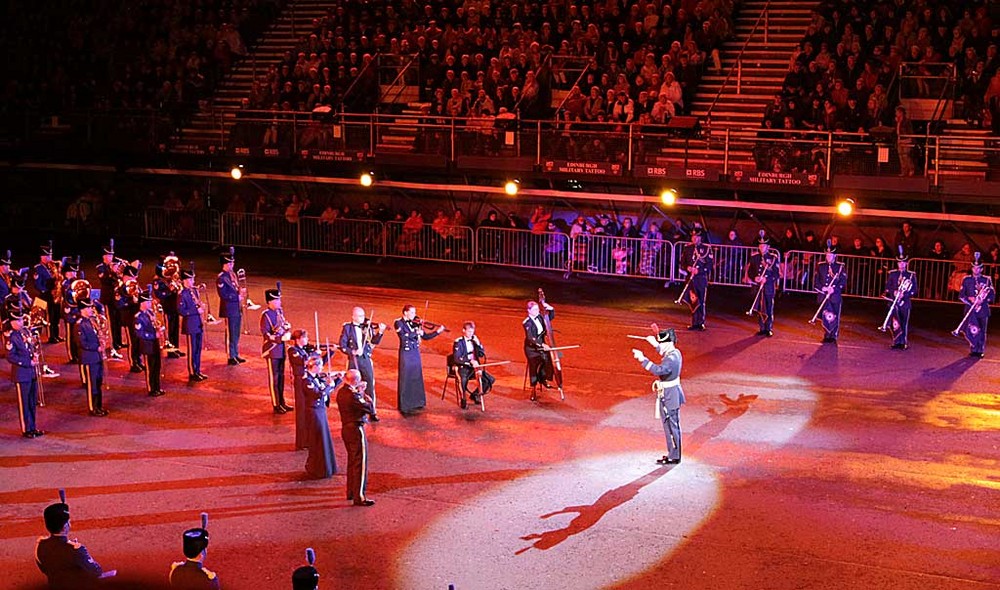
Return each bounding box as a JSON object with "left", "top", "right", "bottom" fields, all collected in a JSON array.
[
  {"left": 574, "top": 234, "right": 672, "bottom": 280},
  {"left": 384, "top": 221, "right": 474, "bottom": 264},
  {"left": 674, "top": 242, "right": 757, "bottom": 287},
  {"left": 298, "top": 217, "right": 383, "bottom": 257},
  {"left": 221, "top": 212, "right": 299, "bottom": 250},
  {"left": 781, "top": 250, "right": 893, "bottom": 299},
  {"left": 145, "top": 207, "right": 220, "bottom": 244},
  {"left": 475, "top": 227, "right": 572, "bottom": 273}
]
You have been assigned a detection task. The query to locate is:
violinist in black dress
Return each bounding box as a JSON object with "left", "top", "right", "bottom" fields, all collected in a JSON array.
[{"left": 393, "top": 305, "right": 445, "bottom": 414}]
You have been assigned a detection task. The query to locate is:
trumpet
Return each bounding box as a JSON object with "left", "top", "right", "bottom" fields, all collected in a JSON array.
[
  {"left": 951, "top": 280, "right": 994, "bottom": 336},
  {"left": 879, "top": 275, "right": 913, "bottom": 332}
]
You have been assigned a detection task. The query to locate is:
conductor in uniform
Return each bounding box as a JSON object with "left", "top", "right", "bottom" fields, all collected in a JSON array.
[
  {"left": 393, "top": 304, "right": 444, "bottom": 414},
  {"left": 814, "top": 240, "right": 848, "bottom": 343},
  {"left": 632, "top": 327, "right": 685, "bottom": 465},
  {"left": 883, "top": 246, "right": 918, "bottom": 350},
  {"left": 339, "top": 306, "right": 386, "bottom": 420},
  {"left": 216, "top": 248, "right": 247, "bottom": 365},
  {"left": 337, "top": 369, "right": 376, "bottom": 506},
  {"left": 36, "top": 496, "right": 111, "bottom": 589},
  {"left": 178, "top": 266, "right": 208, "bottom": 381},
  {"left": 745, "top": 230, "right": 781, "bottom": 337},
  {"left": 169, "top": 527, "right": 219, "bottom": 589},
  {"left": 261, "top": 284, "right": 293, "bottom": 413},
  {"left": 957, "top": 252, "right": 995, "bottom": 358},
  {"left": 452, "top": 321, "right": 496, "bottom": 407},
  {"left": 522, "top": 299, "right": 555, "bottom": 397},
  {"left": 8, "top": 308, "right": 44, "bottom": 438},
  {"left": 134, "top": 286, "right": 166, "bottom": 397},
  {"left": 77, "top": 297, "right": 109, "bottom": 417},
  {"left": 678, "top": 226, "right": 714, "bottom": 330}
]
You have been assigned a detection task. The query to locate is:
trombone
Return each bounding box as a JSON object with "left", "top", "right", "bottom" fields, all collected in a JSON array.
[
  {"left": 808, "top": 264, "right": 844, "bottom": 325},
  {"left": 745, "top": 251, "right": 778, "bottom": 316},
  {"left": 878, "top": 275, "right": 913, "bottom": 332},
  {"left": 951, "top": 280, "right": 994, "bottom": 336}
]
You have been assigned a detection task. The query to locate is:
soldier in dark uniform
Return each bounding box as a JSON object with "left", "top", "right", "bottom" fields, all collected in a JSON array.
[
  {"left": 95, "top": 240, "right": 125, "bottom": 354},
  {"left": 77, "top": 297, "right": 109, "bottom": 416},
  {"left": 394, "top": 304, "right": 445, "bottom": 414},
  {"left": 169, "top": 527, "right": 219, "bottom": 589},
  {"left": 303, "top": 354, "right": 342, "bottom": 479},
  {"left": 60, "top": 258, "right": 82, "bottom": 364},
  {"left": 814, "top": 240, "right": 848, "bottom": 343},
  {"left": 8, "top": 308, "right": 44, "bottom": 438},
  {"left": 522, "top": 299, "right": 555, "bottom": 397},
  {"left": 745, "top": 231, "right": 781, "bottom": 337},
  {"left": 135, "top": 286, "right": 166, "bottom": 397},
  {"left": 216, "top": 249, "right": 247, "bottom": 365},
  {"left": 289, "top": 329, "right": 334, "bottom": 449},
  {"left": 337, "top": 369, "right": 376, "bottom": 506},
  {"left": 678, "top": 226, "right": 714, "bottom": 330},
  {"left": 116, "top": 265, "right": 144, "bottom": 373},
  {"left": 957, "top": 252, "right": 995, "bottom": 358},
  {"left": 883, "top": 246, "right": 918, "bottom": 350},
  {"left": 36, "top": 498, "right": 110, "bottom": 589},
  {"left": 452, "top": 321, "right": 496, "bottom": 407},
  {"left": 153, "top": 253, "right": 184, "bottom": 359},
  {"left": 3, "top": 269, "right": 33, "bottom": 319},
  {"left": 178, "top": 266, "right": 208, "bottom": 382},
  {"left": 31, "top": 242, "right": 64, "bottom": 343},
  {"left": 338, "top": 306, "right": 386, "bottom": 420},
  {"left": 261, "top": 284, "right": 292, "bottom": 413},
  {"left": 0, "top": 250, "right": 12, "bottom": 302},
  {"left": 632, "top": 328, "right": 685, "bottom": 465}
]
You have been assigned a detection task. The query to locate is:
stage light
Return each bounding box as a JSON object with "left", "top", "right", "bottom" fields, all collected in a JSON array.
[
  {"left": 504, "top": 179, "right": 520, "bottom": 196},
  {"left": 359, "top": 172, "right": 374, "bottom": 187},
  {"left": 230, "top": 165, "right": 244, "bottom": 180},
  {"left": 660, "top": 188, "right": 678, "bottom": 206},
  {"left": 837, "top": 197, "right": 855, "bottom": 217}
]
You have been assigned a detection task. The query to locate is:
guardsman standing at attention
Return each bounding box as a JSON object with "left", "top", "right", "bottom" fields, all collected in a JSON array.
[
  {"left": 261, "top": 283, "right": 293, "bottom": 414},
  {"left": 339, "top": 307, "right": 386, "bottom": 420},
  {"left": 678, "top": 225, "right": 714, "bottom": 331},
  {"left": 957, "top": 252, "right": 995, "bottom": 358},
  {"left": 883, "top": 245, "right": 918, "bottom": 350},
  {"left": 8, "top": 308, "right": 44, "bottom": 438},
  {"left": 216, "top": 248, "right": 247, "bottom": 366},
  {"left": 814, "top": 240, "right": 848, "bottom": 344},
  {"left": 178, "top": 264, "right": 208, "bottom": 382},
  {"left": 745, "top": 230, "right": 781, "bottom": 337},
  {"left": 632, "top": 327, "right": 685, "bottom": 465},
  {"left": 36, "top": 494, "right": 113, "bottom": 588},
  {"left": 169, "top": 527, "right": 219, "bottom": 589},
  {"left": 337, "top": 369, "right": 376, "bottom": 506},
  {"left": 135, "top": 286, "right": 166, "bottom": 397},
  {"left": 153, "top": 253, "right": 184, "bottom": 359},
  {"left": 31, "top": 241, "right": 64, "bottom": 344},
  {"left": 77, "top": 297, "right": 109, "bottom": 416},
  {"left": 96, "top": 240, "right": 125, "bottom": 355}
]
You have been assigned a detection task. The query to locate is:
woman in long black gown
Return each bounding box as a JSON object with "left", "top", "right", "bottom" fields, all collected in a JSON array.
[
  {"left": 393, "top": 304, "right": 445, "bottom": 414},
  {"left": 303, "top": 355, "right": 342, "bottom": 479}
]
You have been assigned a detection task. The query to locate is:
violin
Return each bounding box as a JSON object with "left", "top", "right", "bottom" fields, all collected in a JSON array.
[
  {"left": 537, "top": 288, "right": 564, "bottom": 398},
  {"left": 409, "top": 316, "right": 449, "bottom": 332}
]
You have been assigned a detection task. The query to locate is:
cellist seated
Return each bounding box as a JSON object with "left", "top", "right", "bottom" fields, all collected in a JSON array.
[
  {"left": 522, "top": 300, "right": 556, "bottom": 390},
  {"left": 452, "top": 321, "right": 495, "bottom": 403}
]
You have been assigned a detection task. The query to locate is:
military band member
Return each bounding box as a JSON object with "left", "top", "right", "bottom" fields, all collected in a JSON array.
[
  {"left": 337, "top": 369, "right": 376, "bottom": 506},
  {"left": 957, "top": 252, "right": 995, "bottom": 358},
  {"left": 339, "top": 307, "right": 386, "bottom": 420},
  {"left": 96, "top": 240, "right": 125, "bottom": 353},
  {"left": 169, "top": 527, "right": 219, "bottom": 589},
  {"left": 31, "top": 242, "right": 63, "bottom": 343},
  {"left": 135, "top": 287, "right": 166, "bottom": 397},
  {"left": 60, "top": 258, "right": 82, "bottom": 364},
  {"left": 452, "top": 321, "right": 496, "bottom": 407},
  {"left": 153, "top": 253, "right": 184, "bottom": 359},
  {"left": 679, "top": 226, "right": 714, "bottom": 330},
  {"left": 36, "top": 497, "right": 112, "bottom": 588},
  {"left": 8, "top": 309, "right": 43, "bottom": 438},
  {"left": 178, "top": 266, "right": 208, "bottom": 382},
  {"left": 77, "top": 297, "right": 109, "bottom": 416},
  {"left": 261, "top": 284, "right": 292, "bottom": 413},
  {"left": 116, "top": 265, "right": 144, "bottom": 373},
  {"left": 3, "top": 270, "right": 33, "bottom": 319},
  {"left": 0, "top": 250, "right": 12, "bottom": 301},
  {"left": 523, "top": 299, "right": 556, "bottom": 396},
  {"left": 289, "top": 330, "right": 334, "bottom": 448},
  {"left": 632, "top": 328, "right": 685, "bottom": 465},
  {"left": 883, "top": 246, "right": 918, "bottom": 350},
  {"left": 814, "top": 240, "right": 848, "bottom": 343},
  {"left": 394, "top": 304, "right": 445, "bottom": 414},
  {"left": 303, "top": 355, "right": 342, "bottom": 479},
  {"left": 217, "top": 249, "right": 247, "bottom": 365},
  {"left": 745, "top": 231, "right": 781, "bottom": 337}
]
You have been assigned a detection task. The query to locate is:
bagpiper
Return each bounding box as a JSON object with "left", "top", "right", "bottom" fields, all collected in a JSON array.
[
  {"left": 882, "top": 245, "right": 918, "bottom": 350},
  {"left": 813, "top": 240, "right": 848, "bottom": 343},
  {"left": 745, "top": 230, "right": 781, "bottom": 337},
  {"left": 956, "top": 252, "right": 995, "bottom": 358},
  {"left": 678, "top": 225, "right": 714, "bottom": 330}
]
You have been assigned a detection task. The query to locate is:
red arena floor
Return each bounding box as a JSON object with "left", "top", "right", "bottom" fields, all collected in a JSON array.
[{"left": 1, "top": 254, "right": 998, "bottom": 589}]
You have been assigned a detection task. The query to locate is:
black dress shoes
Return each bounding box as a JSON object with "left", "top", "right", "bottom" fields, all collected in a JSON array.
[
  {"left": 970, "top": 351, "right": 984, "bottom": 358},
  {"left": 281, "top": 403, "right": 294, "bottom": 412},
  {"left": 370, "top": 414, "right": 380, "bottom": 422},
  {"left": 227, "top": 358, "right": 240, "bottom": 366},
  {"left": 235, "top": 357, "right": 247, "bottom": 363},
  {"left": 687, "top": 324, "right": 706, "bottom": 331},
  {"left": 90, "top": 408, "right": 109, "bottom": 417},
  {"left": 273, "top": 406, "right": 288, "bottom": 415},
  {"left": 656, "top": 456, "right": 681, "bottom": 465},
  {"left": 129, "top": 365, "right": 144, "bottom": 373},
  {"left": 353, "top": 499, "right": 375, "bottom": 507},
  {"left": 149, "top": 390, "right": 166, "bottom": 397}
]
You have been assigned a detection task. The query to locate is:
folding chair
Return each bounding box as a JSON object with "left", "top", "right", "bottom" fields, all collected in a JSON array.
[{"left": 441, "top": 353, "right": 486, "bottom": 411}]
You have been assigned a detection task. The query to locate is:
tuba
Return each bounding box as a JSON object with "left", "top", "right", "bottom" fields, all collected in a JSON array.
[
  {"left": 70, "top": 279, "right": 92, "bottom": 303},
  {"left": 161, "top": 254, "right": 182, "bottom": 293}
]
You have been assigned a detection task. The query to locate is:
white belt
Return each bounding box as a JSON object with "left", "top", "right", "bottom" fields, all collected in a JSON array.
[{"left": 652, "top": 378, "right": 680, "bottom": 418}]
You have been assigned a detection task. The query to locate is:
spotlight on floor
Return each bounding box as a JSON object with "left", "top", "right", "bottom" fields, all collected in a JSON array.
[
  {"left": 660, "top": 188, "right": 678, "bottom": 206},
  {"left": 504, "top": 179, "right": 520, "bottom": 196},
  {"left": 359, "top": 172, "right": 374, "bottom": 187},
  {"left": 837, "top": 197, "right": 855, "bottom": 217},
  {"left": 230, "top": 165, "right": 244, "bottom": 180}
]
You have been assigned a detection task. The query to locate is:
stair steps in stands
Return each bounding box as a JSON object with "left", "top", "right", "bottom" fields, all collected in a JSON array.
[{"left": 930, "top": 120, "right": 995, "bottom": 180}]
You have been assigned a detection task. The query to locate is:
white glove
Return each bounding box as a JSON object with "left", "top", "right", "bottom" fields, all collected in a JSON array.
[
  {"left": 632, "top": 348, "right": 646, "bottom": 362},
  {"left": 645, "top": 335, "right": 658, "bottom": 348}
]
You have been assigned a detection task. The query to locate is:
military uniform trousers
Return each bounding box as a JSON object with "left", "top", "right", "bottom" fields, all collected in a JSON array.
[
  {"left": 660, "top": 400, "right": 682, "bottom": 462},
  {"left": 223, "top": 314, "right": 241, "bottom": 360},
  {"left": 890, "top": 303, "right": 912, "bottom": 347},
  {"left": 755, "top": 284, "right": 776, "bottom": 332},
  {"left": 83, "top": 362, "right": 104, "bottom": 412},
  {"left": 139, "top": 339, "right": 161, "bottom": 393},
  {"left": 15, "top": 378, "right": 39, "bottom": 434},
  {"left": 342, "top": 422, "right": 369, "bottom": 501},
  {"left": 186, "top": 332, "right": 203, "bottom": 376},
  {"left": 266, "top": 356, "right": 286, "bottom": 408},
  {"left": 685, "top": 276, "right": 709, "bottom": 326},
  {"left": 819, "top": 296, "right": 843, "bottom": 339},
  {"left": 349, "top": 355, "right": 378, "bottom": 409},
  {"left": 963, "top": 311, "right": 989, "bottom": 355}
]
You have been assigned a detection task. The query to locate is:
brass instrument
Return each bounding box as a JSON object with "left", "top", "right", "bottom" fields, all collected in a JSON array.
[
  {"left": 153, "top": 301, "right": 170, "bottom": 348},
  {"left": 47, "top": 259, "right": 64, "bottom": 305},
  {"left": 951, "top": 278, "right": 995, "bottom": 336},
  {"left": 161, "top": 255, "right": 182, "bottom": 293},
  {"left": 675, "top": 243, "right": 712, "bottom": 305},
  {"left": 261, "top": 306, "right": 292, "bottom": 358},
  {"left": 25, "top": 325, "right": 46, "bottom": 407},
  {"left": 124, "top": 279, "right": 142, "bottom": 301},
  {"left": 70, "top": 279, "right": 92, "bottom": 303},
  {"left": 879, "top": 274, "right": 913, "bottom": 332},
  {"left": 809, "top": 263, "right": 844, "bottom": 325},
  {"left": 195, "top": 283, "right": 218, "bottom": 325},
  {"left": 92, "top": 310, "right": 110, "bottom": 360},
  {"left": 746, "top": 250, "right": 780, "bottom": 316}
]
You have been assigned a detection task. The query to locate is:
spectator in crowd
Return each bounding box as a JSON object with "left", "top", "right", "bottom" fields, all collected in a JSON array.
[{"left": 895, "top": 221, "right": 919, "bottom": 257}]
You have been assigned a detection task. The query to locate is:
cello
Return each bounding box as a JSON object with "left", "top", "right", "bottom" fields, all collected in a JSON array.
[{"left": 536, "top": 288, "right": 565, "bottom": 401}]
